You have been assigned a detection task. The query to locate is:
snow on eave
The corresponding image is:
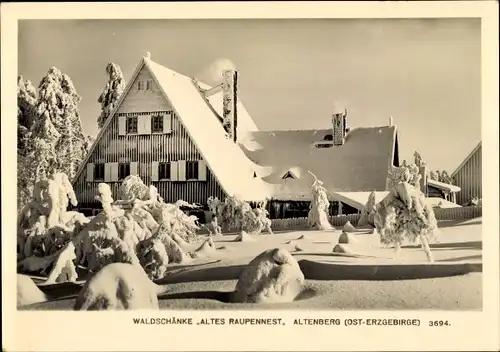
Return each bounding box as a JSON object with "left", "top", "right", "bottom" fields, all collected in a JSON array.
[
  {"left": 427, "top": 179, "right": 461, "bottom": 193},
  {"left": 451, "top": 141, "right": 482, "bottom": 177},
  {"left": 72, "top": 57, "right": 147, "bottom": 185}
]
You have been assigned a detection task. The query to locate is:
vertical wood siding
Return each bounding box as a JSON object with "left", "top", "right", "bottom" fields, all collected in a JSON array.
[
  {"left": 73, "top": 66, "right": 226, "bottom": 208},
  {"left": 453, "top": 145, "right": 482, "bottom": 205}
]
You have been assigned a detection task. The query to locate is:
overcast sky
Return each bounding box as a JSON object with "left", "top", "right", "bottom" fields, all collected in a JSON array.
[{"left": 18, "top": 18, "right": 481, "bottom": 172}]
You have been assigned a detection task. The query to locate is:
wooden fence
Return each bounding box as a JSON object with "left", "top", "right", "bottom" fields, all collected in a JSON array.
[{"left": 270, "top": 206, "right": 482, "bottom": 231}]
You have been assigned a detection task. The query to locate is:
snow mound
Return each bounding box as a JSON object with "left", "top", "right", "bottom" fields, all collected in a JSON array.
[
  {"left": 332, "top": 244, "right": 354, "bottom": 255},
  {"left": 171, "top": 233, "right": 194, "bottom": 252},
  {"left": 338, "top": 231, "right": 360, "bottom": 244},
  {"left": 192, "top": 238, "right": 217, "bottom": 258},
  {"left": 74, "top": 263, "right": 162, "bottom": 310},
  {"left": 234, "top": 231, "right": 255, "bottom": 242},
  {"left": 343, "top": 221, "right": 357, "bottom": 233},
  {"left": 17, "top": 275, "right": 47, "bottom": 307},
  {"left": 231, "top": 248, "right": 305, "bottom": 303},
  {"left": 294, "top": 244, "right": 304, "bottom": 252}
]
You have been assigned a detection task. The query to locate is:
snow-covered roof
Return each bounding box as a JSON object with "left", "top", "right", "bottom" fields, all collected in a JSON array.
[
  {"left": 239, "top": 126, "right": 397, "bottom": 200},
  {"left": 144, "top": 58, "right": 272, "bottom": 201},
  {"left": 427, "top": 179, "right": 461, "bottom": 193},
  {"left": 451, "top": 141, "right": 482, "bottom": 177}
]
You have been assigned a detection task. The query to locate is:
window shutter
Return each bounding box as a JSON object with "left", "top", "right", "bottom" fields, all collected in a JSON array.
[
  {"left": 198, "top": 160, "right": 207, "bottom": 181},
  {"left": 171, "top": 161, "right": 179, "bottom": 181},
  {"left": 110, "top": 162, "right": 119, "bottom": 182},
  {"left": 137, "top": 115, "right": 146, "bottom": 135},
  {"left": 118, "top": 116, "right": 126, "bottom": 136},
  {"left": 151, "top": 161, "right": 159, "bottom": 181},
  {"left": 104, "top": 163, "right": 111, "bottom": 182},
  {"left": 143, "top": 115, "right": 151, "bottom": 134},
  {"left": 178, "top": 160, "right": 186, "bottom": 181},
  {"left": 163, "top": 114, "right": 172, "bottom": 133},
  {"left": 130, "top": 162, "right": 138, "bottom": 176},
  {"left": 87, "top": 163, "right": 94, "bottom": 182}
]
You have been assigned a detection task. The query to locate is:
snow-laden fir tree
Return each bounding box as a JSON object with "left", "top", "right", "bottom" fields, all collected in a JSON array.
[
  {"left": 24, "top": 112, "right": 61, "bottom": 190},
  {"left": 97, "top": 63, "right": 126, "bottom": 129},
  {"left": 17, "top": 76, "right": 38, "bottom": 209},
  {"left": 36, "top": 67, "right": 86, "bottom": 180},
  {"left": 307, "top": 171, "right": 333, "bottom": 230}
]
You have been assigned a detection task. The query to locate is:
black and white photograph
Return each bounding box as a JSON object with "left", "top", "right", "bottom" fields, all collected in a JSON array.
[{"left": 2, "top": 2, "right": 499, "bottom": 351}]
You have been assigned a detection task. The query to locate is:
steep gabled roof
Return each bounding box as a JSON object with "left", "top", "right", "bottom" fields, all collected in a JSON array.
[
  {"left": 451, "top": 141, "right": 482, "bottom": 177},
  {"left": 239, "top": 126, "right": 397, "bottom": 200},
  {"left": 73, "top": 56, "right": 271, "bottom": 201}
]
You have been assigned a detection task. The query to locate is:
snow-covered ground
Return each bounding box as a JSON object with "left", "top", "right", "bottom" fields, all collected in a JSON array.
[{"left": 20, "top": 218, "right": 482, "bottom": 310}]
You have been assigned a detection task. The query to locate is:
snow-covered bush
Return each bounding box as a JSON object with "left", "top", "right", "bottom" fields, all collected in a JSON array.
[
  {"left": 118, "top": 175, "right": 150, "bottom": 201},
  {"left": 374, "top": 180, "right": 438, "bottom": 262},
  {"left": 307, "top": 171, "right": 333, "bottom": 230},
  {"left": 209, "top": 195, "right": 272, "bottom": 235},
  {"left": 387, "top": 163, "right": 422, "bottom": 190}
]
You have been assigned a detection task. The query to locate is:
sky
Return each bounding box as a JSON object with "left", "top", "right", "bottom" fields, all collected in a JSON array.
[{"left": 18, "top": 18, "right": 481, "bottom": 173}]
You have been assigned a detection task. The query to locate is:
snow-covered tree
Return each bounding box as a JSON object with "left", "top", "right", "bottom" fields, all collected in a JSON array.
[
  {"left": 307, "top": 171, "right": 333, "bottom": 230},
  {"left": 438, "top": 170, "right": 453, "bottom": 184},
  {"left": 429, "top": 170, "right": 438, "bottom": 181},
  {"left": 17, "top": 75, "right": 38, "bottom": 152},
  {"left": 17, "top": 76, "right": 38, "bottom": 209},
  {"left": 36, "top": 67, "right": 86, "bottom": 180},
  {"left": 387, "top": 164, "right": 421, "bottom": 190},
  {"left": 24, "top": 113, "right": 61, "bottom": 186},
  {"left": 413, "top": 151, "right": 426, "bottom": 167},
  {"left": 97, "top": 63, "right": 126, "bottom": 129}
]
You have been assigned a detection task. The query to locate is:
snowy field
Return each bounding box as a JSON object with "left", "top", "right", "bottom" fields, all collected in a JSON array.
[{"left": 20, "top": 217, "right": 482, "bottom": 310}]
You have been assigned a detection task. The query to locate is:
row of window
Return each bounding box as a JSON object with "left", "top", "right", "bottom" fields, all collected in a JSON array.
[
  {"left": 138, "top": 80, "right": 154, "bottom": 91},
  {"left": 124, "top": 115, "right": 167, "bottom": 134},
  {"left": 88, "top": 160, "right": 205, "bottom": 182}
]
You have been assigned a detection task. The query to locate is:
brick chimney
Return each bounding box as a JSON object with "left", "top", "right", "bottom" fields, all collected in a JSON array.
[
  {"left": 418, "top": 165, "right": 428, "bottom": 195},
  {"left": 332, "top": 108, "right": 348, "bottom": 146},
  {"left": 222, "top": 69, "right": 238, "bottom": 142}
]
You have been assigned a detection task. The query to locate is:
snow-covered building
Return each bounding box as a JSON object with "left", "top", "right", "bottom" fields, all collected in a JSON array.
[
  {"left": 451, "top": 141, "right": 482, "bottom": 205},
  {"left": 72, "top": 54, "right": 404, "bottom": 219}
]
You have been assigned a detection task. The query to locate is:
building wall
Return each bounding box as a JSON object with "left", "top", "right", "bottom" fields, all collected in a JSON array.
[
  {"left": 73, "top": 65, "right": 226, "bottom": 209},
  {"left": 453, "top": 144, "right": 482, "bottom": 205}
]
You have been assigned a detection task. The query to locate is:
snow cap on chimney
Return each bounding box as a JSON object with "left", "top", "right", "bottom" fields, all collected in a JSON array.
[
  {"left": 389, "top": 116, "right": 394, "bottom": 126},
  {"left": 145, "top": 51, "right": 151, "bottom": 59}
]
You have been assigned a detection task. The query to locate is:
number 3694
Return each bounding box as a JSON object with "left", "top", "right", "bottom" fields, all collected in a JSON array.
[{"left": 429, "top": 320, "right": 450, "bottom": 327}]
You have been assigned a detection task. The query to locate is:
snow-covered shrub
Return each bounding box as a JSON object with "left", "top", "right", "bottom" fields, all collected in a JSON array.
[
  {"left": 118, "top": 175, "right": 150, "bottom": 201},
  {"left": 387, "top": 163, "right": 422, "bottom": 190},
  {"left": 210, "top": 195, "right": 272, "bottom": 235},
  {"left": 374, "top": 181, "right": 438, "bottom": 262}
]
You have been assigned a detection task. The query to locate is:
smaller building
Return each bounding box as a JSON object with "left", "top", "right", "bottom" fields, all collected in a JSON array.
[
  {"left": 452, "top": 142, "right": 482, "bottom": 205},
  {"left": 426, "top": 179, "right": 461, "bottom": 204}
]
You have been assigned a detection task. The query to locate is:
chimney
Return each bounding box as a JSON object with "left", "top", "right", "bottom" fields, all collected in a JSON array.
[
  {"left": 222, "top": 69, "right": 238, "bottom": 142},
  {"left": 332, "top": 108, "right": 348, "bottom": 146},
  {"left": 418, "top": 165, "right": 428, "bottom": 195}
]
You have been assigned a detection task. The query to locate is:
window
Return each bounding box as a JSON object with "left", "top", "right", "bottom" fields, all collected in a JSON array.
[
  {"left": 324, "top": 134, "right": 333, "bottom": 141},
  {"left": 186, "top": 161, "right": 199, "bottom": 180},
  {"left": 138, "top": 80, "right": 145, "bottom": 90},
  {"left": 126, "top": 116, "right": 138, "bottom": 134},
  {"left": 151, "top": 115, "right": 163, "bottom": 133},
  {"left": 159, "top": 162, "right": 171, "bottom": 180},
  {"left": 94, "top": 163, "right": 105, "bottom": 181},
  {"left": 146, "top": 80, "right": 153, "bottom": 90},
  {"left": 118, "top": 163, "right": 130, "bottom": 180}
]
